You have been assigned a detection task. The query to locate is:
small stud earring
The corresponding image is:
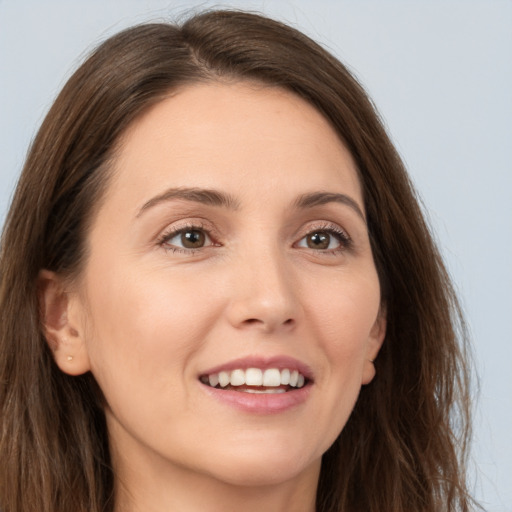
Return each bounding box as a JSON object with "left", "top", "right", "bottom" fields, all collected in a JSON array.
[{"left": 67, "top": 356, "right": 73, "bottom": 361}]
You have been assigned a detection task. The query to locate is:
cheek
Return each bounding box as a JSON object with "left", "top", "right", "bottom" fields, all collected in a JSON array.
[
  {"left": 308, "top": 270, "right": 381, "bottom": 350},
  {"left": 79, "top": 261, "right": 221, "bottom": 398},
  {"left": 305, "top": 270, "right": 380, "bottom": 424}
]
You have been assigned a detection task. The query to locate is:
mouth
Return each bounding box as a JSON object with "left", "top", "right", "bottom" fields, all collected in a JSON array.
[{"left": 199, "top": 367, "right": 308, "bottom": 394}]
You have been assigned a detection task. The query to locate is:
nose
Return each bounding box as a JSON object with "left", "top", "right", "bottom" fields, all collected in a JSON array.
[{"left": 225, "top": 246, "right": 301, "bottom": 333}]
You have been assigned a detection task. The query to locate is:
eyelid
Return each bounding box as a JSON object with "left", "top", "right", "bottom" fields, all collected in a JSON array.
[{"left": 297, "top": 220, "right": 350, "bottom": 238}]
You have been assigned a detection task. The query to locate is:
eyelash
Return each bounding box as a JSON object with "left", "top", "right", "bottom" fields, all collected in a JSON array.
[{"left": 157, "top": 222, "right": 352, "bottom": 255}]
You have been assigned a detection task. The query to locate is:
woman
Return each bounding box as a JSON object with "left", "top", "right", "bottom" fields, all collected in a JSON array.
[{"left": 0, "top": 9, "right": 475, "bottom": 512}]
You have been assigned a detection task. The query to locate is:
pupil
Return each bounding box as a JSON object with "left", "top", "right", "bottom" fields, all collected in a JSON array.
[
  {"left": 182, "top": 230, "right": 205, "bottom": 248},
  {"left": 308, "top": 231, "right": 330, "bottom": 249}
]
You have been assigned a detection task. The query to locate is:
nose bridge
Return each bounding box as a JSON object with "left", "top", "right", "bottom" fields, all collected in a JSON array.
[{"left": 226, "top": 236, "right": 299, "bottom": 331}]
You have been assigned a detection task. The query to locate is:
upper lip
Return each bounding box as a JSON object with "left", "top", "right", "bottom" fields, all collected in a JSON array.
[{"left": 199, "top": 355, "right": 314, "bottom": 382}]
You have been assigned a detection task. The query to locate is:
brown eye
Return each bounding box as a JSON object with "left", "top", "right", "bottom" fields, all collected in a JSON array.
[
  {"left": 296, "top": 228, "right": 348, "bottom": 251},
  {"left": 306, "top": 231, "right": 331, "bottom": 249},
  {"left": 181, "top": 230, "right": 206, "bottom": 248},
  {"left": 161, "top": 227, "right": 212, "bottom": 251}
]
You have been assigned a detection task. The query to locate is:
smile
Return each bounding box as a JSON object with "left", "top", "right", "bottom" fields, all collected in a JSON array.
[{"left": 200, "top": 367, "right": 307, "bottom": 393}]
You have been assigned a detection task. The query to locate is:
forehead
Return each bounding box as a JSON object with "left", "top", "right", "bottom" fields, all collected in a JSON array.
[{"left": 106, "top": 81, "right": 362, "bottom": 211}]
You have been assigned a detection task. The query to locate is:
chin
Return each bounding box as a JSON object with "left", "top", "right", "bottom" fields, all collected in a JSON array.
[{"left": 199, "top": 438, "right": 322, "bottom": 487}]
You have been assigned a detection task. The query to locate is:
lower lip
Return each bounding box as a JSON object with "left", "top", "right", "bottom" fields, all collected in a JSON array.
[{"left": 200, "top": 383, "right": 312, "bottom": 414}]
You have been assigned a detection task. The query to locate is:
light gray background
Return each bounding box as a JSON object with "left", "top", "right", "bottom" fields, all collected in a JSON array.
[{"left": 1, "top": 1, "right": 510, "bottom": 510}]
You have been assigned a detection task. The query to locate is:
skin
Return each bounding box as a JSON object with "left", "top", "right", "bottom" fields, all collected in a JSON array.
[{"left": 40, "top": 82, "right": 386, "bottom": 512}]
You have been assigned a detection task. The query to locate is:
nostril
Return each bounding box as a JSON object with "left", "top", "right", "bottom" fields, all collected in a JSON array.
[
  {"left": 239, "top": 317, "right": 295, "bottom": 330},
  {"left": 244, "top": 318, "right": 261, "bottom": 325}
]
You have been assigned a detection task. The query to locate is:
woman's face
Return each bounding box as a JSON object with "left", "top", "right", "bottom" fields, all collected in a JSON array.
[{"left": 66, "top": 82, "right": 385, "bottom": 489}]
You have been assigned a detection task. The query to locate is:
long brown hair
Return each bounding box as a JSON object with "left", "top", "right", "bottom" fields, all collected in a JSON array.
[{"left": 0, "top": 10, "right": 475, "bottom": 512}]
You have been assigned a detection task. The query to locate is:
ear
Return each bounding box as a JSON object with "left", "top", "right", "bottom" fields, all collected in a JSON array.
[
  {"left": 361, "top": 305, "right": 386, "bottom": 385},
  {"left": 37, "top": 269, "right": 91, "bottom": 376}
]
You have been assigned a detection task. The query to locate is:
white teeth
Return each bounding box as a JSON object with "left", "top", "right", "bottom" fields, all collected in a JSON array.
[
  {"left": 218, "top": 371, "right": 230, "bottom": 388},
  {"left": 230, "top": 369, "right": 245, "bottom": 386},
  {"left": 263, "top": 368, "right": 281, "bottom": 387},
  {"left": 202, "top": 367, "right": 307, "bottom": 390},
  {"left": 208, "top": 373, "right": 219, "bottom": 387},
  {"left": 245, "top": 368, "right": 263, "bottom": 386}
]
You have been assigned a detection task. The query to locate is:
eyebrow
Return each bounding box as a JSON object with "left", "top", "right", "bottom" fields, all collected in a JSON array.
[
  {"left": 137, "top": 187, "right": 240, "bottom": 217},
  {"left": 137, "top": 187, "right": 365, "bottom": 221},
  {"left": 293, "top": 192, "right": 366, "bottom": 221}
]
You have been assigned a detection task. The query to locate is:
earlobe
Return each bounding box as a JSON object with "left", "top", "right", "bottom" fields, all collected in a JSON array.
[
  {"left": 37, "top": 269, "right": 91, "bottom": 376},
  {"left": 361, "top": 306, "right": 386, "bottom": 385}
]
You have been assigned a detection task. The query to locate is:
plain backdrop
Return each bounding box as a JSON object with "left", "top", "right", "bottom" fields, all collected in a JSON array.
[{"left": 1, "top": 0, "right": 511, "bottom": 510}]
